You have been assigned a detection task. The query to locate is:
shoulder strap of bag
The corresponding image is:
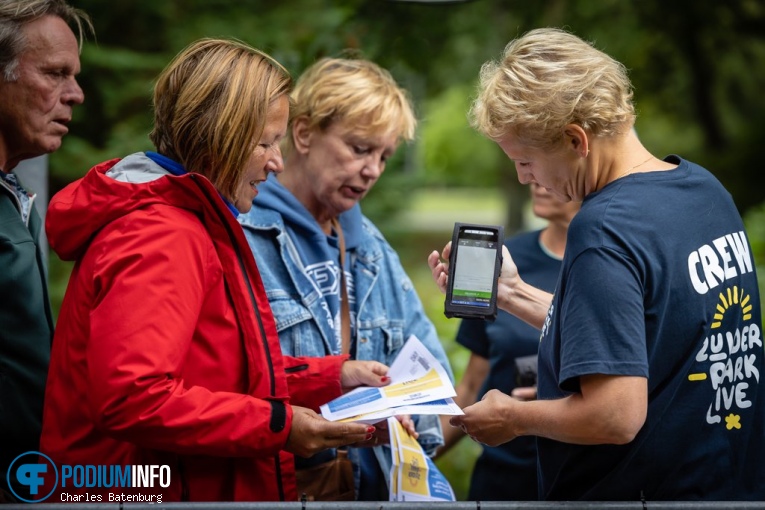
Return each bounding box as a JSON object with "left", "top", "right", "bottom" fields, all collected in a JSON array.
[{"left": 331, "top": 217, "right": 352, "bottom": 355}]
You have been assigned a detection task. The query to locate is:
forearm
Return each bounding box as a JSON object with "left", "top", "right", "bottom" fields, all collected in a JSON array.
[
  {"left": 92, "top": 380, "right": 292, "bottom": 456},
  {"left": 509, "top": 376, "right": 647, "bottom": 445},
  {"left": 284, "top": 354, "right": 346, "bottom": 411},
  {"left": 498, "top": 279, "right": 553, "bottom": 330},
  {"left": 513, "top": 397, "right": 633, "bottom": 445}
]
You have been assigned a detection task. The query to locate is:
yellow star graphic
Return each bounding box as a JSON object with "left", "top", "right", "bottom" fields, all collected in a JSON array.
[{"left": 725, "top": 413, "right": 742, "bottom": 430}]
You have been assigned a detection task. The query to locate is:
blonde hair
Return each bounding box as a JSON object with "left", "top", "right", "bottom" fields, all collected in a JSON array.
[
  {"left": 469, "top": 28, "right": 635, "bottom": 150},
  {"left": 285, "top": 57, "right": 416, "bottom": 154},
  {"left": 150, "top": 38, "right": 291, "bottom": 202}
]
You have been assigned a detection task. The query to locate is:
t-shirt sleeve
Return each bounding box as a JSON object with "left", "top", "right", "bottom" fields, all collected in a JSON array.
[
  {"left": 455, "top": 317, "right": 490, "bottom": 358},
  {"left": 558, "top": 247, "right": 649, "bottom": 393}
]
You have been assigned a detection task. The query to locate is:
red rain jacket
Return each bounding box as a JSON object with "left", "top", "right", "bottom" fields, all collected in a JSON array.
[{"left": 41, "top": 157, "right": 346, "bottom": 502}]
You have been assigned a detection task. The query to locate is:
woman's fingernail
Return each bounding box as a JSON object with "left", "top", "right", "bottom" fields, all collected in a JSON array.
[
  {"left": 365, "top": 434, "right": 373, "bottom": 441},
  {"left": 380, "top": 376, "right": 390, "bottom": 383},
  {"left": 367, "top": 426, "right": 376, "bottom": 433}
]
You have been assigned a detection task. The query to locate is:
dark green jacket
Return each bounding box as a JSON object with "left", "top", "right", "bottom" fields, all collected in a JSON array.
[{"left": 0, "top": 178, "right": 53, "bottom": 498}]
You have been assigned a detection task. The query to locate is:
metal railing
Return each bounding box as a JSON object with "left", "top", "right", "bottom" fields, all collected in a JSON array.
[{"left": 4, "top": 502, "right": 765, "bottom": 509}]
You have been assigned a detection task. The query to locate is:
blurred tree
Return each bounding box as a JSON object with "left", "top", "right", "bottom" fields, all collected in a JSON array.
[
  {"left": 58, "top": 0, "right": 765, "bottom": 212},
  {"left": 632, "top": 0, "right": 765, "bottom": 214},
  {"left": 344, "top": 0, "right": 765, "bottom": 225}
]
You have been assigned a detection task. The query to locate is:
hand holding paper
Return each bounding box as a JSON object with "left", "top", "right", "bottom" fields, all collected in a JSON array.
[
  {"left": 340, "top": 359, "right": 390, "bottom": 391},
  {"left": 285, "top": 405, "right": 374, "bottom": 458}
]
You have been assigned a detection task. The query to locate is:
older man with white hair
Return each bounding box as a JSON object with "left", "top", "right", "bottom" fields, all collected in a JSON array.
[{"left": 0, "top": 0, "right": 91, "bottom": 501}]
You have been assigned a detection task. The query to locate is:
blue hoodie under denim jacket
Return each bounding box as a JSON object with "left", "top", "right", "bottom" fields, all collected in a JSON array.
[{"left": 239, "top": 180, "right": 453, "bottom": 496}]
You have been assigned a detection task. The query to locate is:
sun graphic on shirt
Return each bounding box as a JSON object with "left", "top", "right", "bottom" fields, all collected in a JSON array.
[{"left": 711, "top": 285, "right": 752, "bottom": 329}]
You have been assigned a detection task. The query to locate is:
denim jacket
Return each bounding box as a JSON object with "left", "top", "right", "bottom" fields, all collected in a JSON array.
[{"left": 239, "top": 206, "right": 453, "bottom": 491}]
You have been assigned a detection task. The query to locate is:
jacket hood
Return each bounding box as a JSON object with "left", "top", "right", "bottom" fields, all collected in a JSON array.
[
  {"left": 254, "top": 175, "right": 326, "bottom": 242},
  {"left": 46, "top": 153, "right": 203, "bottom": 261},
  {"left": 252, "top": 174, "right": 363, "bottom": 250}
]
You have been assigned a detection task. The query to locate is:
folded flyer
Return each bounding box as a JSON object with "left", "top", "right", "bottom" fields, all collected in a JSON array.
[
  {"left": 388, "top": 417, "right": 455, "bottom": 501},
  {"left": 320, "top": 335, "right": 460, "bottom": 422}
]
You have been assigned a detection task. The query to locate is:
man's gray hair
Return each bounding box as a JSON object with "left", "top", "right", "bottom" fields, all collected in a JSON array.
[{"left": 0, "top": 0, "right": 93, "bottom": 81}]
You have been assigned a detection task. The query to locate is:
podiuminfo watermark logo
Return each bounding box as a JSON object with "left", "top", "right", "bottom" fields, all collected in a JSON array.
[
  {"left": 6, "top": 451, "right": 58, "bottom": 503},
  {"left": 6, "top": 451, "right": 169, "bottom": 503}
]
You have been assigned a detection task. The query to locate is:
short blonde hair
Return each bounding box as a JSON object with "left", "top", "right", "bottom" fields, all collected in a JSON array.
[
  {"left": 469, "top": 28, "right": 635, "bottom": 150},
  {"left": 285, "top": 57, "right": 416, "bottom": 154},
  {"left": 150, "top": 38, "right": 292, "bottom": 202}
]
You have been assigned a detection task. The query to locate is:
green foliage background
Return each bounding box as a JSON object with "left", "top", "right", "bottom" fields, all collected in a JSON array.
[{"left": 44, "top": 0, "right": 765, "bottom": 501}]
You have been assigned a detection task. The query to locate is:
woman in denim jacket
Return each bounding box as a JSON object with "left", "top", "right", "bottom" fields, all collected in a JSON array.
[{"left": 239, "top": 57, "right": 453, "bottom": 501}]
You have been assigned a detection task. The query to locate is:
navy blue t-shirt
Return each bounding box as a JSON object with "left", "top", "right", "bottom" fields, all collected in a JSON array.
[
  {"left": 457, "top": 229, "right": 561, "bottom": 501},
  {"left": 537, "top": 156, "right": 765, "bottom": 500}
]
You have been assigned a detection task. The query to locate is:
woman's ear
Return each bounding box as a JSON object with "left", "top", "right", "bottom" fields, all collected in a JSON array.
[
  {"left": 564, "top": 124, "right": 589, "bottom": 158},
  {"left": 291, "top": 116, "right": 313, "bottom": 155}
]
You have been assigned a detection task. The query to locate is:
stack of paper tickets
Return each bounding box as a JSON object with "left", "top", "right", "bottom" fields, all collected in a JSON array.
[{"left": 388, "top": 417, "right": 455, "bottom": 501}]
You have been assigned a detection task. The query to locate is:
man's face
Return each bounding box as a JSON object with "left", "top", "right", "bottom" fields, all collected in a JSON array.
[{"left": 0, "top": 15, "right": 84, "bottom": 170}]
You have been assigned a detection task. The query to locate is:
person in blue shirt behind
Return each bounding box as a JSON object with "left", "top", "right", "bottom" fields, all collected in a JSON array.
[
  {"left": 436, "top": 182, "right": 579, "bottom": 500},
  {"left": 428, "top": 27, "right": 764, "bottom": 501},
  {"left": 240, "top": 56, "right": 453, "bottom": 501}
]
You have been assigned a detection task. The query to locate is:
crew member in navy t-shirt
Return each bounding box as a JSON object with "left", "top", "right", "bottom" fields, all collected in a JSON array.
[{"left": 429, "top": 28, "right": 765, "bottom": 501}]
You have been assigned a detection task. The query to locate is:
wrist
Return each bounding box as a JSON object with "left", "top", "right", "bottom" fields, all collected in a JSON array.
[{"left": 502, "top": 397, "right": 528, "bottom": 439}]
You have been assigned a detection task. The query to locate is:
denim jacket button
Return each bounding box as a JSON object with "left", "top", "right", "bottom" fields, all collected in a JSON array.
[{"left": 360, "top": 337, "right": 369, "bottom": 343}]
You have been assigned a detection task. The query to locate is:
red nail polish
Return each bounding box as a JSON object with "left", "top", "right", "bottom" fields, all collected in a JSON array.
[
  {"left": 380, "top": 376, "right": 389, "bottom": 383},
  {"left": 367, "top": 426, "right": 376, "bottom": 433},
  {"left": 365, "top": 433, "right": 373, "bottom": 441}
]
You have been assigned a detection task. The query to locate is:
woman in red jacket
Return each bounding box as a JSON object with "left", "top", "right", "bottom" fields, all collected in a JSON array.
[{"left": 39, "top": 38, "right": 388, "bottom": 503}]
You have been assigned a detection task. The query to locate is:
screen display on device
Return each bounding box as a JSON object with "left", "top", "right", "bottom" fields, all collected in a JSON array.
[{"left": 449, "top": 228, "right": 499, "bottom": 308}]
